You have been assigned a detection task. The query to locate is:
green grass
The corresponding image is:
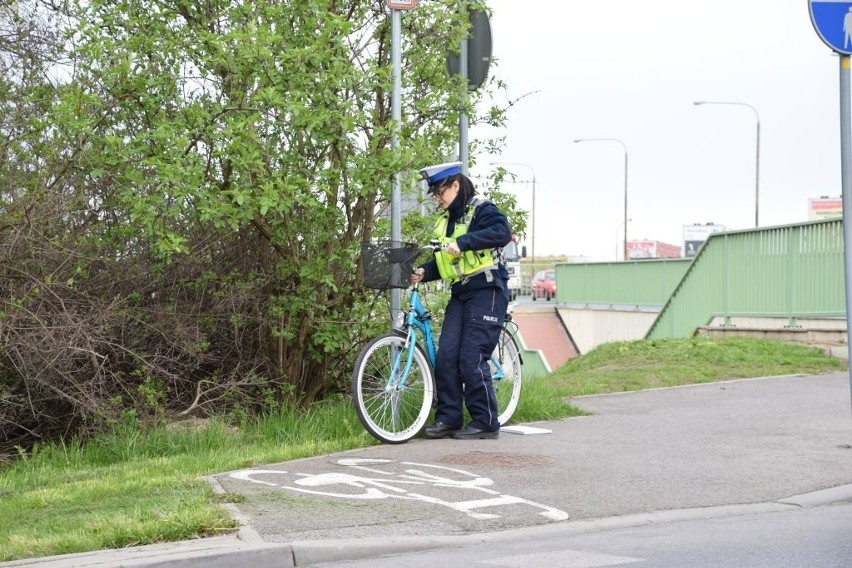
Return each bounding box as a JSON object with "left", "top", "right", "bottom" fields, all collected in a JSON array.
[
  {"left": 0, "top": 404, "right": 378, "bottom": 561},
  {"left": 548, "top": 336, "right": 846, "bottom": 396},
  {"left": 0, "top": 336, "right": 844, "bottom": 561}
]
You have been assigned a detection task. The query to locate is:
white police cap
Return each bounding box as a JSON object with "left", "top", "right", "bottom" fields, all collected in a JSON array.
[{"left": 419, "top": 161, "right": 463, "bottom": 191}]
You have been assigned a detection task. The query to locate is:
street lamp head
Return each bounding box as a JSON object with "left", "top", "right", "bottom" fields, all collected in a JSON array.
[
  {"left": 693, "top": 101, "right": 705, "bottom": 106},
  {"left": 573, "top": 138, "right": 627, "bottom": 150}
]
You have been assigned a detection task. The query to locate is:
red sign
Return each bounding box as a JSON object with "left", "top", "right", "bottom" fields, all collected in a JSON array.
[
  {"left": 627, "top": 240, "right": 682, "bottom": 259},
  {"left": 387, "top": 0, "right": 417, "bottom": 9}
]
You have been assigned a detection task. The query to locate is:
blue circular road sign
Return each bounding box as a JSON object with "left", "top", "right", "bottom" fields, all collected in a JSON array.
[{"left": 810, "top": 0, "right": 852, "bottom": 55}]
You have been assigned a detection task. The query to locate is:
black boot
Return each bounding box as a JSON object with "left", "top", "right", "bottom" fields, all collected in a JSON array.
[
  {"left": 452, "top": 425, "right": 499, "bottom": 440},
  {"left": 424, "top": 422, "right": 460, "bottom": 439}
]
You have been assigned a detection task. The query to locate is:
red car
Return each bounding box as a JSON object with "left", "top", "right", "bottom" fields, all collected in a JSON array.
[{"left": 531, "top": 269, "right": 556, "bottom": 301}]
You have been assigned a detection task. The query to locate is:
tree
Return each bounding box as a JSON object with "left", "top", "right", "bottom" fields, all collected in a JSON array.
[{"left": 0, "top": 0, "right": 514, "bottom": 453}]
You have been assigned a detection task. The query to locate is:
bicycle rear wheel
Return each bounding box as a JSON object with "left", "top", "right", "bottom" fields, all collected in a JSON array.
[
  {"left": 352, "top": 333, "right": 435, "bottom": 444},
  {"left": 491, "top": 327, "right": 523, "bottom": 425}
]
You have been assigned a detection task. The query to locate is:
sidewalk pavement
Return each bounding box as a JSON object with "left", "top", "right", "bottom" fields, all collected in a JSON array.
[{"left": 5, "top": 372, "right": 852, "bottom": 567}]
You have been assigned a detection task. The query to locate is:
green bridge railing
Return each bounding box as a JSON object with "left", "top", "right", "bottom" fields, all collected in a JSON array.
[
  {"left": 555, "top": 258, "right": 691, "bottom": 308},
  {"left": 552, "top": 219, "right": 845, "bottom": 341},
  {"left": 646, "top": 219, "right": 845, "bottom": 338}
]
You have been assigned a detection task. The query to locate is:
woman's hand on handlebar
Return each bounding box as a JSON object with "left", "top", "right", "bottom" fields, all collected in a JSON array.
[{"left": 410, "top": 267, "right": 426, "bottom": 284}]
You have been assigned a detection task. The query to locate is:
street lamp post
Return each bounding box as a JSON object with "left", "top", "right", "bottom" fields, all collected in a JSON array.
[
  {"left": 489, "top": 161, "right": 536, "bottom": 272},
  {"left": 573, "top": 138, "right": 629, "bottom": 261},
  {"left": 616, "top": 218, "right": 632, "bottom": 261},
  {"left": 693, "top": 101, "right": 761, "bottom": 228}
]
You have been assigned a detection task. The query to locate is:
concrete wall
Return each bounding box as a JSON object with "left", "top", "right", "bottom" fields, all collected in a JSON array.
[
  {"left": 697, "top": 315, "right": 848, "bottom": 359},
  {"left": 558, "top": 307, "right": 659, "bottom": 355},
  {"left": 559, "top": 308, "right": 848, "bottom": 359},
  {"left": 704, "top": 315, "right": 847, "bottom": 331}
]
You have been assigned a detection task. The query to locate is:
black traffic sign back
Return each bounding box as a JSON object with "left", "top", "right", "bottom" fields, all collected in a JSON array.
[{"left": 447, "top": 10, "right": 492, "bottom": 90}]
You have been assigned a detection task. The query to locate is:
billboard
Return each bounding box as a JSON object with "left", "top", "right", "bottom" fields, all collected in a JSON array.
[
  {"left": 808, "top": 196, "right": 842, "bottom": 220},
  {"left": 627, "top": 240, "right": 682, "bottom": 259},
  {"left": 683, "top": 223, "right": 726, "bottom": 257}
]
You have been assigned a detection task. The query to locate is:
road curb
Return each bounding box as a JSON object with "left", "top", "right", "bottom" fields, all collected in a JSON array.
[
  {"left": 0, "top": 538, "right": 295, "bottom": 568},
  {"left": 779, "top": 483, "right": 852, "bottom": 507}
]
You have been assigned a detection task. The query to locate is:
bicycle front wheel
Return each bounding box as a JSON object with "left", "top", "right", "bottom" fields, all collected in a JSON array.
[
  {"left": 491, "top": 328, "right": 523, "bottom": 425},
  {"left": 352, "top": 333, "right": 435, "bottom": 444}
]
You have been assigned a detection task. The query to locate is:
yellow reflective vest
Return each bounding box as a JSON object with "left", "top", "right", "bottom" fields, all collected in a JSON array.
[{"left": 433, "top": 197, "right": 497, "bottom": 284}]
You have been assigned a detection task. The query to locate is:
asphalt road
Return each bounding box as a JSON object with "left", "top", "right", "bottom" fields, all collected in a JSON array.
[
  {"left": 324, "top": 500, "right": 852, "bottom": 568},
  {"left": 6, "top": 372, "right": 852, "bottom": 568}
]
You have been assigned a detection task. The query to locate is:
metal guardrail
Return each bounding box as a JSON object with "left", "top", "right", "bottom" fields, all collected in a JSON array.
[
  {"left": 645, "top": 219, "right": 845, "bottom": 339},
  {"left": 548, "top": 219, "right": 845, "bottom": 341},
  {"left": 554, "top": 258, "right": 691, "bottom": 309}
]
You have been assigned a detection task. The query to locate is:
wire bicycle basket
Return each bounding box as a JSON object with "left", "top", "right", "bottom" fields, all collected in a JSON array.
[{"left": 361, "top": 240, "right": 421, "bottom": 290}]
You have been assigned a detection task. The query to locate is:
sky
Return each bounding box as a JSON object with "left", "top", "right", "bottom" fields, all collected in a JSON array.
[{"left": 465, "top": 0, "right": 847, "bottom": 261}]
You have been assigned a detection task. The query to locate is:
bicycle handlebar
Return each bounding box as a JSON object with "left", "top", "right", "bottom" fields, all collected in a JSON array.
[{"left": 408, "top": 241, "right": 442, "bottom": 289}]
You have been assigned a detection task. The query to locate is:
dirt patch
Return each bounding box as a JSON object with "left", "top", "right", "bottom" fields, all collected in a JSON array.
[{"left": 437, "top": 451, "right": 553, "bottom": 467}]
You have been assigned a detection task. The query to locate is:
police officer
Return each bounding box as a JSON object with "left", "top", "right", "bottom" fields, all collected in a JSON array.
[{"left": 410, "top": 161, "right": 512, "bottom": 440}]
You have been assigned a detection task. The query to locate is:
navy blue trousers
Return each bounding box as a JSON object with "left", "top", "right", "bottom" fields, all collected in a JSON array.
[{"left": 434, "top": 286, "right": 508, "bottom": 431}]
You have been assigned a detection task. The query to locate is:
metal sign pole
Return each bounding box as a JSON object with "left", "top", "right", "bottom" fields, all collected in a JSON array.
[
  {"left": 840, "top": 55, "right": 852, "bottom": 412},
  {"left": 390, "top": 8, "right": 402, "bottom": 328},
  {"left": 458, "top": 1, "right": 469, "bottom": 174},
  {"left": 808, "top": 0, "right": 852, "bottom": 416},
  {"left": 447, "top": 7, "right": 491, "bottom": 173}
]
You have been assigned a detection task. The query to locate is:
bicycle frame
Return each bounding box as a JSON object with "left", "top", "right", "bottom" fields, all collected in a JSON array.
[
  {"left": 391, "top": 282, "right": 509, "bottom": 392},
  {"left": 398, "top": 282, "right": 437, "bottom": 369}
]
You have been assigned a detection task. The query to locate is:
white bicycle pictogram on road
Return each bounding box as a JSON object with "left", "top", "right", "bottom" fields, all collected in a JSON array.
[{"left": 229, "top": 458, "right": 569, "bottom": 521}]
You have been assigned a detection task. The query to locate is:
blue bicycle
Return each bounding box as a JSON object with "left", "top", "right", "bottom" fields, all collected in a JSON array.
[{"left": 353, "top": 241, "right": 523, "bottom": 444}]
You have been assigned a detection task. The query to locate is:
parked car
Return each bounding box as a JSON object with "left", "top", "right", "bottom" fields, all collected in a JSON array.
[{"left": 531, "top": 269, "right": 556, "bottom": 301}]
